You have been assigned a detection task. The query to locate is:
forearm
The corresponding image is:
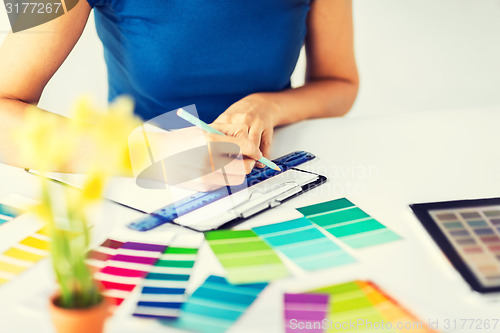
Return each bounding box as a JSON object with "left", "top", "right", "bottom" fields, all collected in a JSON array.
[
  {"left": 256, "top": 78, "right": 359, "bottom": 127},
  {"left": 0, "top": 98, "right": 57, "bottom": 168},
  {"left": 0, "top": 98, "right": 127, "bottom": 174}
]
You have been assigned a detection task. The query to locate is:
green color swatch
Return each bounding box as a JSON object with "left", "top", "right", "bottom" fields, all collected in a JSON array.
[
  {"left": 205, "top": 229, "right": 288, "bottom": 284},
  {"left": 297, "top": 198, "right": 401, "bottom": 249}
]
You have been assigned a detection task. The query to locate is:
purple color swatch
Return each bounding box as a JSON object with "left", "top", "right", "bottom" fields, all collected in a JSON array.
[
  {"left": 284, "top": 293, "right": 329, "bottom": 333},
  {"left": 121, "top": 242, "right": 166, "bottom": 252}
]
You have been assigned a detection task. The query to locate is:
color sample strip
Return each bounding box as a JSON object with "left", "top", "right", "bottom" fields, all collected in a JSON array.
[
  {"left": 309, "top": 280, "right": 436, "bottom": 333},
  {"left": 0, "top": 203, "right": 23, "bottom": 226},
  {"left": 284, "top": 293, "right": 329, "bottom": 333},
  {"left": 430, "top": 206, "right": 500, "bottom": 287},
  {"left": 297, "top": 198, "right": 401, "bottom": 249},
  {"left": 94, "top": 241, "right": 167, "bottom": 306},
  {"left": 253, "top": 217, "right": 355, "bottom": 271},
  {"left": 86, "top": 238, "right": 125, "bottom": 272},
  {"left": 205, "top": 229, "right": 288, "bottom": 284},
  {"left": 172, "top": 275, "right": 267, "bottom": 333},
  {"left": 133, "top": 235, "right": 202, "bottom": 319},
  {"left": 0, "top": 228, "right": 50, "bottom": 286}
]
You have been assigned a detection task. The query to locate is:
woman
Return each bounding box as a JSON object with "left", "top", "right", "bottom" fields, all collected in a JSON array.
[{"left": 0, "top": 0, "right": 358, "bottom": 176}]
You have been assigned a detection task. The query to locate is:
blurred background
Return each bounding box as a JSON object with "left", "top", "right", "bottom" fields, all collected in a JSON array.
[{"left": 1, "top": 0, "right": 499, "bottom": 118}]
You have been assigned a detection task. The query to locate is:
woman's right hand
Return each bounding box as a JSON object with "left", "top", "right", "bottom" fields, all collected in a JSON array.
[{"left": 132, "top": 124, "right": 262, "bottom": 192}]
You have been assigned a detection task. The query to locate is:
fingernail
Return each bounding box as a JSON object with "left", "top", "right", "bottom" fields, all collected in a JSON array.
[{"left": 256, "top": 162, "right": 264, "bottom": 168}]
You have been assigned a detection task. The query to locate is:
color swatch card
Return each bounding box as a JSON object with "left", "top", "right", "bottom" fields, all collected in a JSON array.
[
  {"left": 86, "top": 238, "right": 125, "bottom": 271},
  {"left": 173, "top": 275, "right": 267, "bottom": 333},
  {"left": 133, "top": 234, "right": 203, "bottom": 319},
  {"left": 0, "top": 227, "right": 50, "bottom": 286},
  {"left": 410, "top": 200, "right": 500, "bottom": 292},
  {"left": 0, "top": 203, "right": 22, "bottom": 226},
  {"left": 253, "top": 217, "right": 355, "bottom": 271},
  {"left": 305, "top": 280, "right": 436, "bottom": 333},
  {"left": 431, "top": 207, "right": 500, "bottom": 287},
  {"left": 284, "top": 293, "right": 329, "bottom": 333},
  {"left": 205, "top": 229, "right": 288, "bottom": 284},
  {"left": 297, "top": 198, "right": 401, "bottom": 249},
  {"left": 95, "top": 241, "right": 169, "bottom": 306}
]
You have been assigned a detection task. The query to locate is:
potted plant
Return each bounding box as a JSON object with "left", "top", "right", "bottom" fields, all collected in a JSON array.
[{"left": 15, "top": 96, "right": 142, "bottom": 333}]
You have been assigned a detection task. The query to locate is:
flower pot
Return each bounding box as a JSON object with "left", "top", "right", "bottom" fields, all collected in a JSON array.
[{"left": 49, "top": 293, "right": 110, "bottom": 333}]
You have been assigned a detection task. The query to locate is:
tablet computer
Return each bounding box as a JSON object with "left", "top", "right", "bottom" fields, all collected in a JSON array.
[{"left": 411, "top": 198, "right": 500, "bottom": 293}]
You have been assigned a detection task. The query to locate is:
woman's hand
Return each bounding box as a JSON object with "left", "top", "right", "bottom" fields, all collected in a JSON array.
[
  {"left": 213, "top": 93, "right": 280, "bottom": 166},
  {"left": 134, "top": 124, "right": 262, "bottom": 192}
]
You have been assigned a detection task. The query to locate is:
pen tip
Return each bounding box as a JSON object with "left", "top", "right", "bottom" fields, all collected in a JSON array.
[{"left": 274, "top": 166, "right": 282, "bottom": 172}]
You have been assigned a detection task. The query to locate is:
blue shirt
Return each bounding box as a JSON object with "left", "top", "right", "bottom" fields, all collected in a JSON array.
[{"left": 87, "top": 0, "right": 311, "bottom": 123}]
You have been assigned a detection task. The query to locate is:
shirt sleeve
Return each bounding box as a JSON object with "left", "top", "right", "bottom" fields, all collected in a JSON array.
[{"left": 86, "top": 0, "right": 105, "bottom": 8}]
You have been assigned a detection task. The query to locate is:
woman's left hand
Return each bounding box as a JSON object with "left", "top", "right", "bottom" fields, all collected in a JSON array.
[{"left": 213, "top": 93, "right": 279, "bottom": 167}]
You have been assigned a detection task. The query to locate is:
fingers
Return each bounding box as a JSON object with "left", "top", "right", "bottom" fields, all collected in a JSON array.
[{"left": 260, "top": 128, "right": 273, "bottom": 159}]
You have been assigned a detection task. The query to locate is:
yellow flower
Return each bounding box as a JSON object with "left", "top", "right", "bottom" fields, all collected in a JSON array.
[
  {"left": 80, "top": 170, "right": 106, "bottom": 204},
  {"left": 15, "top": 107, "right": 75, "bottom": 170}
]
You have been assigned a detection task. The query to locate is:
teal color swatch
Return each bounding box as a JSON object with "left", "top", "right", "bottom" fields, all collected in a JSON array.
[
  {"left": 297, "top": 198, "right": 401, "bottom": 249},
  {"left": 170, "top": 275, "right": 267, "bottom": 333},
  {"left": 0, "top": 203, "right": 22, "bottom": 226},
  {"left": 253, "top": 217, "right": 355, "bottom": 271}
]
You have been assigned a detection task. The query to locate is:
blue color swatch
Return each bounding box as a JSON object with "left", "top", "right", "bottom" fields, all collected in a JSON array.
[
  {"left": 170, "top": 275, "right": 267, "bottom": 333},
  {"left": 0, "top": 203, "right": 22, "bottom": 226},
  {"left": 253, "top": 217, "right": 355, "bottom": 271},
  {"left": 133, "top": 246, "right": 199, "bottom": 319}
]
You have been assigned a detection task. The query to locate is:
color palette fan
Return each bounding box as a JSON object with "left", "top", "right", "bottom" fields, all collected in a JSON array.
[
  {"left": 253, "top": 217, "right": 355, "bottom": 271},
  {"left": 133, "top": 235, "right": 203, "bottom": 319},
  {"left": 94, "top": 241, "right": 168, "bottom": 306},
  {"left": 297, "top": 198, "right": 401, "bottom": 248},
  {"left": 0, "top": 227, "right": 49, "bottom": 286},
  {"left": 205, "top": 229, "right": 288, "bottom": 284},
  {"left": 295, "top": 280, "right": 437, "bottom": 333},
  {"left": 170, "top": 275, "right": 267, "bottom": 333},
  {"left": 0, "top": 203, "right": 22, "bottom": 226},
  {"left": 284, "top": 293, "right": 329, "bottom": 333}
]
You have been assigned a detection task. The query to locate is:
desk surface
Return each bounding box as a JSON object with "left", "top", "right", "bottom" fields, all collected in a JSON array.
[{"left": 1, "top": 107, "right": 500, "bottom": 333}]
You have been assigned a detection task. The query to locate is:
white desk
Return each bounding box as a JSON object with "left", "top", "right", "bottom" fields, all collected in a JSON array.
[{"left": 1, "top": 107, "right": 500, "bottom": 333}]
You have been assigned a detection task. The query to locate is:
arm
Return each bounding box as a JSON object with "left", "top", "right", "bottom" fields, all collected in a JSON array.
[
  {"left": 0, "top": 1, "right": 92, "bottom": 170},
  {"left": 214, "top": 0, "right": 359, "bottom": 159}
]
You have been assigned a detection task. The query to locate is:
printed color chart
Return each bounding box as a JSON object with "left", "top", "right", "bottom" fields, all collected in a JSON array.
[
  {"left": 133, "top": 244, "right": 200, "bottom": 319},
  {"left": 253, "top": 217, "right": 355, "bottom": 271},
  {"left": 306, "top": 280, "right": 436, "bottom": 333},
  {"left": 430, "top": 206, "right": 500, "bottom": 287},
  {"left": 173, "top": 275, "right": 267, "bottom": 333},
  {"left": 0, "top": 203, "right": 22, "bottom": 226},
  {"left": 87, "top": 238, "right": 125, "bottom": 271},
  {"left": 205, "top": 229, "right": 288, "bottom": 284},
  {"left": 298, "top": 198, "right": 401, "bottom": 249},
  {"left": 0, "top": 227, "right": 49, "bottom": 286},
  {"left": 284, "top": 293, "right": 329, "bottom": 333},
  {"left": 95, "top": 241, "right": 167, "bottom": 306}
]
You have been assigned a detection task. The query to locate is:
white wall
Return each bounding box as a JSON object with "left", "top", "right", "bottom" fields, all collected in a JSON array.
[
  {"left": 1, "top": 0, "right": 500, "bottom": 118},
  {"left": 351, "top": 0, "right": 500, "bottom": 117}
]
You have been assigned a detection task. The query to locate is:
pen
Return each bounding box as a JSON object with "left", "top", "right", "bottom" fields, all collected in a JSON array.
[{"left": 176, "top": 108, "right": 281, "bottom": 171}]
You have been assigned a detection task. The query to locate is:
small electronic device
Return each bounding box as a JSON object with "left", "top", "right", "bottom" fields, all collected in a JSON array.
[{"left": 411, "top": 198, "right": 500, "bottom": 293}]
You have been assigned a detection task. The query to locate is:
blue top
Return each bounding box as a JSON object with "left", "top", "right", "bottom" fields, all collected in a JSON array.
[{"left": 87, "top": 0, "right": 311, "bottom": 123}]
